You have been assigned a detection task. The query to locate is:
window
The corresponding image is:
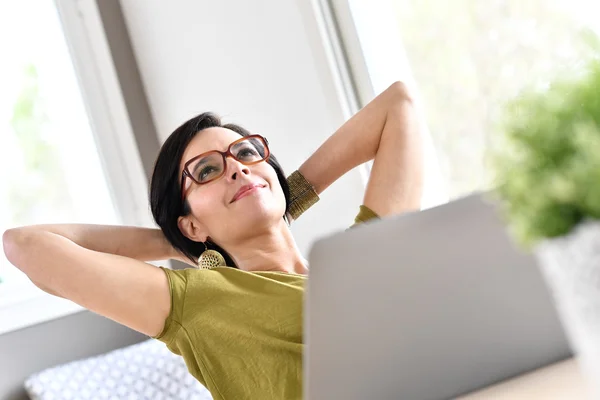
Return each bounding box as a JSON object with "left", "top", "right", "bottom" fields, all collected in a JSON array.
[
  {"left": 0, "top": 0, "right": 118, "bottom": 286},
  {"left": 0, "top": 0, "right": 149, "bottom": 335},
  {"left": 331, "top": 0, "right": 598, "bottom": 204}
]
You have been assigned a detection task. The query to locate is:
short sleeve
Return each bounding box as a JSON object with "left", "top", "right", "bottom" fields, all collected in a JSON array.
[
  {"left": 352, "top": 205, "right": 380, "bottom": 227},
  {"left": 152, "top": 267, "right": 189, "bottom": 344}
]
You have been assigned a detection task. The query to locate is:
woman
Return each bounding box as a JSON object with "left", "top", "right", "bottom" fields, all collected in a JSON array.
[{"left": 2, "top": 81, "right": 423, "bottom": 399}]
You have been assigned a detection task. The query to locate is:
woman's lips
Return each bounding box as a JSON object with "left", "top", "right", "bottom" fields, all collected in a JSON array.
[{"left": 231, "top": 183, "right": 265, "bottom": 203}]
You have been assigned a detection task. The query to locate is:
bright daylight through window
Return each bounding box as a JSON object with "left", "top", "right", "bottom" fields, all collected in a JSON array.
[
  {"left": 0, "top": 1, "right": 118, "bottom": 297},
  {"left": 347, "top": 0, "right": 600, "bottom": 201}
]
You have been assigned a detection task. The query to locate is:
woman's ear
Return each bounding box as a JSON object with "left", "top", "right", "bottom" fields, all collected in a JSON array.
[{"left": 177, "top": 215, "right": 208, "bottom": 242}]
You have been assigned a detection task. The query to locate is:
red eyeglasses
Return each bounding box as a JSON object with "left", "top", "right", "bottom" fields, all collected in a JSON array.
[{"left": 180, "top": 135, "right": 270, "bottom": 201}]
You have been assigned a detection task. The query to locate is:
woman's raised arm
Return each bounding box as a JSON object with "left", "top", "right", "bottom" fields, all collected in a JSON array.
[
  {"left": 298, "top": 81, "right": 424, "bottom": 217},
  {"left": 1, "top": 224, "right": 183, "bottom": 337}
]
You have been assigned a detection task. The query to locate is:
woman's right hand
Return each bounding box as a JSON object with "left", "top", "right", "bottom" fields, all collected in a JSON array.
[{"left": 2, "top": 225, "right": 176, "bottom": 337}]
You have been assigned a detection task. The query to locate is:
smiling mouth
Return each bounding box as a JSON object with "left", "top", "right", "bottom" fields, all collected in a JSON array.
[{"left": 231, "top": 184, "right": 266, "bottom": 203}]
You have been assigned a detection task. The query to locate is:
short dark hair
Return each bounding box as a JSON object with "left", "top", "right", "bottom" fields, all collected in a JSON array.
[{"left": 149, "top": 112, "right": 290, "bottom": 267}]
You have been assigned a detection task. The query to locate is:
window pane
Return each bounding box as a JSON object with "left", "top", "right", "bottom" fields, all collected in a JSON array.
[
  {"left": 0, "top": 1, "right": 119, "bottom": 285},
  {"left": 348, "top": 0, "right": 598, "bottom": 200}
]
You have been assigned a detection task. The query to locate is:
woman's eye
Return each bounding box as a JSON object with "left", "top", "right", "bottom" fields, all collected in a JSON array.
[
  {"left": 238, "top": 148, "right": 258, "bottom": 159},
  {"left": 199, "top": 166, "right": 216, "bottom": 181}
]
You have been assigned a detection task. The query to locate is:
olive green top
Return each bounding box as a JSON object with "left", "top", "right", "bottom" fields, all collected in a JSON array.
[{"left": 153, "top": 171, "right": 379, "bottom": 399}]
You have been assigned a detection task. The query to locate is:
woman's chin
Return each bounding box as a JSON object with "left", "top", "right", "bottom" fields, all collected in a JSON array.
[
  {"left": 235, "top": 197, "right": 285, "bottom": 224},
  {"left": 233, "top": 189, "right": 282, "bottom": 210}
]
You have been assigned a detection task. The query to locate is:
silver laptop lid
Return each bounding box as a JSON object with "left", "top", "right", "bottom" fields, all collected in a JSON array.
[{"left": 306, "top": 193, "right": 570, "bottom": 400}]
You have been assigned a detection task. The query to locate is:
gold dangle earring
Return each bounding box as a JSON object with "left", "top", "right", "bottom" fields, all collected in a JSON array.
[{"left": 198, "top": 241, "right": 226, "bottom": 269}]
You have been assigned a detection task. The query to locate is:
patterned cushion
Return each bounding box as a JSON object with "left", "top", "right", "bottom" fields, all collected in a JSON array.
[{"left": 24, "top": 339, "right": 212, "bottom": 400}]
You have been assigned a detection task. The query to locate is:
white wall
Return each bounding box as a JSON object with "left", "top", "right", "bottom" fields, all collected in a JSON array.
[{"left": 119, "top": 0, "right": 366, "bottom": 255}]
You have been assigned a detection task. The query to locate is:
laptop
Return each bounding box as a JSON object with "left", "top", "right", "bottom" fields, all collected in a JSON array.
[{"left": 305, "top": 193, "right": 571, "bottom": 400}]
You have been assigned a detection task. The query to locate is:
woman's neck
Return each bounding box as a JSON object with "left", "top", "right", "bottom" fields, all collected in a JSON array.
[{"left": 225, "top": 219, "right": 308, "bottom": 275}]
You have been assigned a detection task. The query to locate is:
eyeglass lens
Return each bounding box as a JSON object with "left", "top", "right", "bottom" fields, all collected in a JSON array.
[{"left": 187, "top": 137, "right": 267, "bottom": 184}]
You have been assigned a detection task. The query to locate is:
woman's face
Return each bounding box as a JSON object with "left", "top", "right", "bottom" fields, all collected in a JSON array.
[{"left": 177, "top": 127, "right": 286, "bottom": 246}]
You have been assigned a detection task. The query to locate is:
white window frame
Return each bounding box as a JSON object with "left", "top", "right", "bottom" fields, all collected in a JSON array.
[
  {"left": 325, "top": 0, "right": 449, "bottom": 209},
  {"left": 0, "top": 0, "right": 155, "bottom": 335}
]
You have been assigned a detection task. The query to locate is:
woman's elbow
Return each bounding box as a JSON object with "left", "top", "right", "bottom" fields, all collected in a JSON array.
[
  {"left": 3, "top": 228, "right": 35, "bottom": 272},
  {"left": 386, "top": 81, "right": 414, "bottom": 104},
  {"left": 3, "top": 228, "right": 55, "bottom": 294},
  {"left": 3, "top": 228, "right": 20, "bottom": 263}
]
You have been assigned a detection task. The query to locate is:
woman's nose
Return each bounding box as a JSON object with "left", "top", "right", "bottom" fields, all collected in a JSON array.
[{"left": 227, "top": 158, "right": 250, "bottom": 181}]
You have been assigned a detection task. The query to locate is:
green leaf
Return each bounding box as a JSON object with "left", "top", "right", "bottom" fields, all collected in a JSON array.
[{"left": 489, "top": 33, "right": 600, "bottom": 247}]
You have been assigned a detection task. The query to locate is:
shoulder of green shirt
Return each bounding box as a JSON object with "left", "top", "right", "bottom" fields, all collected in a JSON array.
[
  {"left": 352, "top": 204, "right": 379, "bottom": 226},
  {"left": 285, "top": 170, "right": 379, "bottom": 225}
]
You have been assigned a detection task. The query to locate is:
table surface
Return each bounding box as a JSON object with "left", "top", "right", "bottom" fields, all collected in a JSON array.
[{"left": 456, "top": 358, "right": 590, "bottom": 399}]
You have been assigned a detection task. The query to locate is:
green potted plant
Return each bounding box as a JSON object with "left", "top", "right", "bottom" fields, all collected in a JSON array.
[{"left": 490, "top": 36, "right": 600, "bottom": 397}]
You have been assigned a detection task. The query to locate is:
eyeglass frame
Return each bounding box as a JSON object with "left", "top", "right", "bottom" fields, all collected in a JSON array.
[{"left": 180, "top": 134, "right": 270, "bottom": 202}]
